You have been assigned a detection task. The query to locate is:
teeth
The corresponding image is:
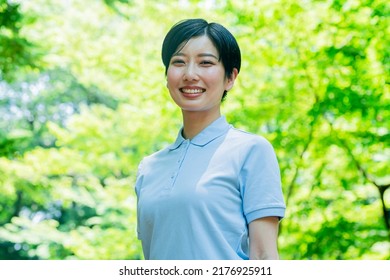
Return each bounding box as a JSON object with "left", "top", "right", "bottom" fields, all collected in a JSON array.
[{"left": 182, "top": 88, "right": 203, "bottom": 94}]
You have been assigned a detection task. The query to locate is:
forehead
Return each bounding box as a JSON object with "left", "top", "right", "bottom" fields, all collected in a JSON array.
[{"left": 175, "top": 35, "right": 219, "bottom": 56}]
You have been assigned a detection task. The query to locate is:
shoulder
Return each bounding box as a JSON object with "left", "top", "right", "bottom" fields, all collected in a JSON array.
[
  {"left": 137, "top": 144, "right": 171, "bottom": 173},
  {"left": 227, "top": 126, "right": 275, "bottom": 151}
]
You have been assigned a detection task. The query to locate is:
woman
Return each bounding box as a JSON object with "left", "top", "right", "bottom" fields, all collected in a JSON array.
[{"left": 135, "top": 18, "right": 286, "bottom": 260}]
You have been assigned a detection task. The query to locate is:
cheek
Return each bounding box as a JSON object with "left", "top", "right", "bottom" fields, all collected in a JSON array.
[
  {"left": 166, "top": 68, "right": 180, "bottom": 87},
  {"left": 166, "top": 74, "right": 179, "bottom": 95},
  {"left": 204, "top": 67, "right": 224, "bottom": 79}
]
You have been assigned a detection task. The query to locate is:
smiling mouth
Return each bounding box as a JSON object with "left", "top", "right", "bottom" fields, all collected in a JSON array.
[{"left": 180, "top": 88, "right": 205, "bottom": 94}]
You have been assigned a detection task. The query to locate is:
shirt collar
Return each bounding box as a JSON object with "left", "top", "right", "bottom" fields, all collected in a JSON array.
[{"left": 169, "top": 116, "right": 231, "bottom": 150}]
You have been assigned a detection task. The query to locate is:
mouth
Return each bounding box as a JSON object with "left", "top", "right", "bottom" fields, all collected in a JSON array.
[{"left": 180, "top": 87, "right": 206, "bottom": 94}]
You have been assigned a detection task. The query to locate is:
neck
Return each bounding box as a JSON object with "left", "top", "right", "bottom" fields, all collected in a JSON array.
[{"left": 181, "top": 110, "right": 221, "bottom": 140}]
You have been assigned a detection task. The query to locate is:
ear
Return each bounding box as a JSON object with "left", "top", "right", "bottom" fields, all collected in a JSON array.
[{"left": 225, "top": 68, "right": 238, "bottom": 92}]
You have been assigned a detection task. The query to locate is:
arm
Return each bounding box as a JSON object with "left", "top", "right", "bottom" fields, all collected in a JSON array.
[{"left": 248, "top": 216, "right": 280, "bottom": 260}]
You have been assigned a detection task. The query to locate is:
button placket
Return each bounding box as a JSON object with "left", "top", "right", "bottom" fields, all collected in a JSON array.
[{"left": 169, "top": 140, "right": 190, "bottom": 189}]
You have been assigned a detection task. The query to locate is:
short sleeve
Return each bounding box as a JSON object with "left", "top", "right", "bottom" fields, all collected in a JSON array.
[
  {"left": 134, "top": 159, "right": 145, "bottom": 239},
  {"left": 134, "top": 159, "right": 144, "bottom": 197},
  {"left": 239, "top": 137, "right": 286, "bottom": 224}
]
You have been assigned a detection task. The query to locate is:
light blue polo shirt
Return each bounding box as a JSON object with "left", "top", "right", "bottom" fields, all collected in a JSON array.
[{"left": 135, "top": 116, "right": 285, "bottom": 260}]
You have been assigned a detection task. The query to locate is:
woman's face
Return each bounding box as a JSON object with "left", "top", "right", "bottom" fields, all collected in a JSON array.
[{"left": 166, "top": 35, "right": 236, "bottom": 115}]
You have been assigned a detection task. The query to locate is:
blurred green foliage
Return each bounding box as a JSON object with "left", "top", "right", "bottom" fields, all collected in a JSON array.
[{"left": 0, "top": 0, "right": 389, "bottom": 259}]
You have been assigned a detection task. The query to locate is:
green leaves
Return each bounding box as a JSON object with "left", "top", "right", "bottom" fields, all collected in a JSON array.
[
  {"left": 0, "top": 0, "right": 389, "bottom": 260},
  {"left": 0, "top": 0, "right": 42, "bottom": 81}
]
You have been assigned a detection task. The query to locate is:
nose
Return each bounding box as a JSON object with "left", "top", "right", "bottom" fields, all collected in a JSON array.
[{"left": 183, "top": 63, "right": 199, "bottom": 81}]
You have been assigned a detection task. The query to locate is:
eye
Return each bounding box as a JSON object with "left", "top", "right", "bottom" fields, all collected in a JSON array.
[
  {"left": 171, "top": 59, "right": 185, "bottom": 65},
  {"left": 200, "top": 60, "right": 214, "bottom": 66}
]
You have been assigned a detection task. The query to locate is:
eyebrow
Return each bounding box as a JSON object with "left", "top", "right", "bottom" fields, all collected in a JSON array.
[{"left": 172, "top": 52, "right": 219, "bottom": 60}]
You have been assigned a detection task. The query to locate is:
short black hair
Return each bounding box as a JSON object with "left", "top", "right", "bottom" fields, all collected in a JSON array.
[{"left": 162, "top": 19, "right": 241, "bottom": 100}]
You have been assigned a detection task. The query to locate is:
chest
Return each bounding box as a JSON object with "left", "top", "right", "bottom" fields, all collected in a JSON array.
[{"left": 138, "top": 140, "right": 245, "bottom": 215}]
